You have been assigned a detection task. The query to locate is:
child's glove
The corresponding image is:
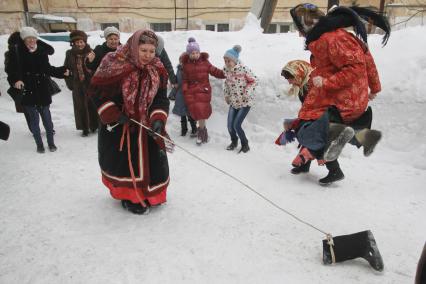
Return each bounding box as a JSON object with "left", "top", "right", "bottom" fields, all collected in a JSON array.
[
  {"left": 274, "top": 130, "right": 296, "bottom": 146},
  {"left": 283, "top": 130, "right": 296, "bottom": 144}
]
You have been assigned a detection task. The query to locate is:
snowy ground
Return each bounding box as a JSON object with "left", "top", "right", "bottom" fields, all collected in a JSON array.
[{"left": 0, "top": 16, "right": 425, "bottom": 283}]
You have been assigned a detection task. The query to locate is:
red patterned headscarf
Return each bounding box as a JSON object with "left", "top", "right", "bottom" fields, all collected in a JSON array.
[{"left": 91, "top": 29, "right": 165, "bottom": 123}]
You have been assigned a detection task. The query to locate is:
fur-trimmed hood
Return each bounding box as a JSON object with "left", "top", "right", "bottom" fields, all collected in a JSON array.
[
  {"left": 7, "top": 31, "right": 55, "bottom": 55},
  {"left": 181, "top": 52, "right": 209, "bottom": 64}
]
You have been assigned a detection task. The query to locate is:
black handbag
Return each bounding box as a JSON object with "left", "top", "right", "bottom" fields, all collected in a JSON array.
[
  {"left": 46, "top": 77, "right": 61, "bottom": 96},
  {"left": 7, "top": 87, "right": 25, "bottom": 103}
]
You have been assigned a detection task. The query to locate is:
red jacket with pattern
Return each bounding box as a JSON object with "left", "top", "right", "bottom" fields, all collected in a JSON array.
[
  {"left": 182, "top": 52, "right": 225, "bottom": 120},
  {"left": 299, "top": 29, "right": 381, "bottom": 123}
]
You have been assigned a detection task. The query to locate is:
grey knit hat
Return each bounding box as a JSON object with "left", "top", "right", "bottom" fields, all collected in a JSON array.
[
  {"left": 20, "top": 27, "right": 39, "bottom": 40},
  {"left": 103, "top": 26, "right": 120, "bottom": 39}
]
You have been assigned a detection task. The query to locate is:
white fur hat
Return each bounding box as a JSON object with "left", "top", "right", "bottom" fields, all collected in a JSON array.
[
  {"left": 20, "top": 26, "right": 39, "bottom": 40},
  {"left": 103, "top": 26, "right": 120, "bottom": 38}
]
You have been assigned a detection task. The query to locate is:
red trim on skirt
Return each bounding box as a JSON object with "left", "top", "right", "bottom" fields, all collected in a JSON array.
[{"left": 102, "top": 176, "right": 167, "bottom": 205}]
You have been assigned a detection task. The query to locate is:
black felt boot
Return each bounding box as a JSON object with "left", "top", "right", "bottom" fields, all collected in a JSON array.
[
  {"left": 188, "top": 116, "right": 197, "bottom": 137},
  {"left": 322, "top": 230, "right": 384, "bottom": 271},
  {"left": 319, "top": 160, "right": 344, "bottom": 185},
  {"left": 180, "top": 116, "right": 188, "bottom": 136},
  {"left": 121, "top": 200, "right": 149, "bottom": 215},
  {"left": 291, "top": 160, "right": 311, "bottom": 174}
]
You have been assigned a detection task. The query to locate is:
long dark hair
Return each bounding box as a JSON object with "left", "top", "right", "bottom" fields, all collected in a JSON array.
[
  {"left": 304, "top": 6, "right": 391, "bottom": 48},
  {"left": 350, "top": 6, "right": 391, "bottom": 45}
]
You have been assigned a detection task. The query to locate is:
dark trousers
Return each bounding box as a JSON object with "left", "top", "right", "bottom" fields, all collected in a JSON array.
[
  {"left": 227, "top": 106, "right": 250, "bottom": 145},
  {"left": 24, "top": 105, "right": 54, "bottom": 147}
]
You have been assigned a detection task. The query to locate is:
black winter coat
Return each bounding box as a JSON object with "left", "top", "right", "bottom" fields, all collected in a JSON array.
[
  {"left": 5, "top": 32, "right": 66, "bottom": 106},
  {"left": 86, "top": 42, "right": 117, "bottom": 72},
  {"left": 158, "top": 49, "right": 177, "bottom": 85},
  {"left": 156, "top": 36, "right": 177, "bottom": 85}
]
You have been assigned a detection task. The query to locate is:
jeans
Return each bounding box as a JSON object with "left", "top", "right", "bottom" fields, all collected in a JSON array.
[
  {"left": 24, "top": 105, "right": 54, "bottom": 147},
  {"left": 227, "top": 106, "right": 250, "bottom": 145}
]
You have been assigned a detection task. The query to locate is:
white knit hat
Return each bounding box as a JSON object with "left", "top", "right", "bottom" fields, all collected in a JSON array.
[
  {"left": 20, "top": 26, "right": 39, "bottom": 40},
  {"left": 103, "top": 26, "right": 120, "bottom": 38}
]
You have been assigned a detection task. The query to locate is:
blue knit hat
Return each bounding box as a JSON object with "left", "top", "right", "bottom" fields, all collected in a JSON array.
[
  {"left": 186, "top": 37, "right": 200, "bottom": 54},
  {"left": 224, "top": 45, "right": 242, "bottom": 63}
]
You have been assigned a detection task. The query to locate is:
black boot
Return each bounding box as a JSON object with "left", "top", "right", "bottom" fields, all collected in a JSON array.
[
  {"left": 322, "top": 230, "right": 384, "bottom": 271},
  {"left": 226, "top": 139, "right": 238, "bottom": 150},
  {"left": 239, "top": 142, "right": 250, "bottom": 153},
  {"left": 180, "top": 116, "right": 188, "bottom": 136},
  {"left": 189, "top": 117, "right": 197, "bottom": 137},
  {"left": 48, "top": 144, "right": 57, "bottom": 152},
  {"left": 291, "top": 160, "right": 311, "bottom": 174},
  {"left": 121, "top": 200, "right": 149, "bottom": 215},
  {"left": 319, "top": 160, "right": 344, "bottom": 185},
  {"left": 36, "top": 144, "right": 45, "bottom": 154}
]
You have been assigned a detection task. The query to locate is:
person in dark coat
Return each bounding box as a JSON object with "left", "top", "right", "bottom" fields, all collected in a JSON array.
[
  {"left": 88, "top": 29, "right": 170, "bottom": 215},
  {"left": 155, "top": 35, "right": 178, "bottom": 97},
  {"left": 64, "top": 30, "right": 98, "bottom": 137},
  {"left": 5, "top": 27, "right": 68, "bottom": 153},
  {"left": 172, "top": 53, "right": 197, "bottom": 136},
  {"left": 86, "top": 26, "right": 121, "bottom": 72},
  {"left": 5, "top": 32, "right": 33, "bottom": 133},
  {"left": 182, "top": 37, "right": 225, "bottom": 145}
]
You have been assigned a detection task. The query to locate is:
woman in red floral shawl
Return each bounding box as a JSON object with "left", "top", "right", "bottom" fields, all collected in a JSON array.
[{"left": 89, "top": 29, "right": 170, "bottom": 215}]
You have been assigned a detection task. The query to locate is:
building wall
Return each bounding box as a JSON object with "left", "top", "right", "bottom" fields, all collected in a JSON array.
[{"left": 0, "top": 0, "right": 424, "bottom": 34}]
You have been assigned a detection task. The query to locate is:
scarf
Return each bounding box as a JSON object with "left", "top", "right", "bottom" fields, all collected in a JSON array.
[
  {"left": 282, "top": 60, "right": 313, "bottom": 97},
  {"left": 72, "top": 45, "right": 92, "bottom": 82},
  {"left": 91, "top": 29, "right": 166, "bottom": 123}
]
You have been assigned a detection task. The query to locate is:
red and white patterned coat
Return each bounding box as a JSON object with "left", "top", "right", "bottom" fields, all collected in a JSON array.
[
  {"left": 223, "top": 63, "right": 258, "bottom": 109},
  {"left": 298, "top": 28, "right": 381, "bottom": 123}
]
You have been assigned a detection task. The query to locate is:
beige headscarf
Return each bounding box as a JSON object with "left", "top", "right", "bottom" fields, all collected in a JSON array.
[{"left": 282, "top": 60, "right": 313, "bottom": 97}]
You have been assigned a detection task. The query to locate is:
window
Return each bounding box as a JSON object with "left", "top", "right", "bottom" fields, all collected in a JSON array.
[
  {"left": 206, "top": 24, "right": 215, "bottom": 31},
  {"left": 280, "top": 25, "right": 290, "bottom": 33},
  {"left": 150, "top": 23, "right": 172, "bottom": 32},
  {"left": 266, "top": 24, "right": 277, "bottom": 34},
  {"left": 101, "top": 23, "right": 119, "bottom": 30},
  {"left": 217, "top": 23, "right": 229, "bottom": 32},
  {"left": 266, "top": 23, "right": 291, "bottom": 33}
]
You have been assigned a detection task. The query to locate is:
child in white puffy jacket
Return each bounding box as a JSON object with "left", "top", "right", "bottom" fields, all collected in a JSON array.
[{"left": 223, "top": 45, "right": 258, "bottom": 153}]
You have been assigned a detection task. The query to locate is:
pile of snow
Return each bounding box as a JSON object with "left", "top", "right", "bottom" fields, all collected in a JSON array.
[
  {"left": 240, "top": 12, "right": 264, "bottom": 33},
  {"left": 0, "top": 21, "right": 425, "bottom": 283}
]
